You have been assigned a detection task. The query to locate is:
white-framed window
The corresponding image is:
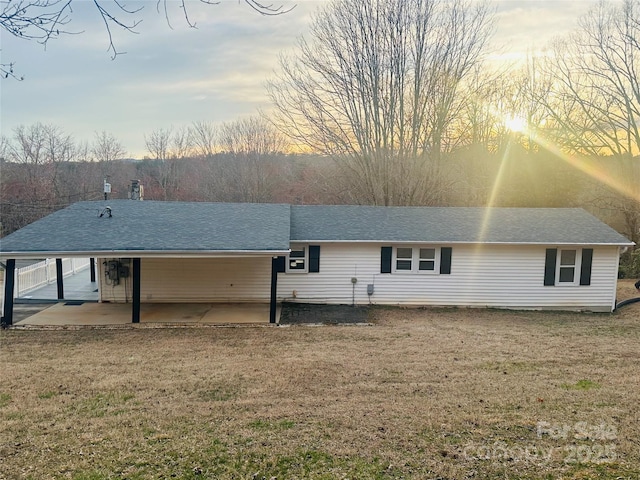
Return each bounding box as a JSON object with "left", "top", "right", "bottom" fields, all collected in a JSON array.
[
  {"left": 395, "top": 247, "right": 413, "bottom": 271},
  {"left": 418, "top": 247, "right": 436, "bottom": 271},
  {"left": 393, "top": 246, "right": 440, "bottom": 274},
  {"left": 556, "top": 248, "right": 581, "bottom": 285},
  {"left": 287, "top": 244, "right": 308, "bottom": 273}
]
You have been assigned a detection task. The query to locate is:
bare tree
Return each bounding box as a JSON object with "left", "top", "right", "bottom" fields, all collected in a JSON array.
[
  {"left": 498, "top": 54, "right": 557, "bottom": 153},
  {"left": 5, "top": 123, "right": 73, "bottom": 184},
  {"left": 92, "top": 130, "right": 126, "bottom": 162},
  {"left": 527, "top": 0, "right": 640, "bottom": 254},
  {"left": 213, "top": 116, "right": 289, "bottom": 203},
  {"left": 219, "top": 116, "right": 287, "bottom": 156},
  {"left": 1, "top": 0, "right": 295, "bottom": 68},
  {"left": 144, "top": 128, "right": 171, "bottom": 163},
  {"left": 539, "top": 0, "right": 640, "bottom": 157},
  {"left": 171, "top": 125, "right": 193, "bottom": 161},
  {"left": 73, "top": 140, "right": 93, "bottom": 163},
  {"left": 0, "top": 123, "right": 74, "bottom": 232},
  {"left": 190, "top": 121, "right": 218, "bottom": 159},
  {"left": 268, "top": 0, "right": 494, "bottom": 206},
  {"left": 90, "top": 130, "right": 127, "bottom": 198},
  {"left": 143, "top": 126, "right": 194, "bottom": 200},
  {"left": 145, "top": 126, "right": 194, "bottom": 160},
  {"left": 144, "top": 127, "right": 173, "bottom": 200},
  {"left": 449, "top": 66, "right": 510, "bottom": 154}
]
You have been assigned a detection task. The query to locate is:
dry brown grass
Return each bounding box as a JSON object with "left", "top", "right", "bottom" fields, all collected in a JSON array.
[{"left": 0, "top": 285, "right": 639, "bottom": 479}]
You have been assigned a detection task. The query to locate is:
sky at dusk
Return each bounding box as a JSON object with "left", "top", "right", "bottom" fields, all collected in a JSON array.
[{"left": 1, "top": 0, "right": 602, "bottom": 158}]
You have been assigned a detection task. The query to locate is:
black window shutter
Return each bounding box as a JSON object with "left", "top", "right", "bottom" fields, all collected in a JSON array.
[
  {"left": 440, "top": 247, "right": 452, "bottom": 274},
  {"left": 275, "top": 256, "right": 286, "bottom": 273},
  {"left": 381, "top": 246, "right": 392, "bottom": 273},
  {"left": 309, "top": 245, "right": 321, "bottom": 273},
  {"left": 544, "top": 248, "right": 557, "bottom": 286},
  {"left": 580, "top": 248, "right": 593, "bottom": 286}
]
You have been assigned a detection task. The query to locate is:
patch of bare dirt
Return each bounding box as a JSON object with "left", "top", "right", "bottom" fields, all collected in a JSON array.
[{"left": 279, "top": 302, "right": 371, "bottom": 324}]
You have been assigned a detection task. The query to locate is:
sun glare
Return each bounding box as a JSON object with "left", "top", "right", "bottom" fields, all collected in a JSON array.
[
  {"left": 504, "top": 115, "right": 527, "bottom": 133},
  {"left": 480, "top": 113, "right": 640, "bottom": 245}
]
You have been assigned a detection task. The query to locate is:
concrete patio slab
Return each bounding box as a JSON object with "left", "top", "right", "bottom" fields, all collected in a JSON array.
[{"left": 15, "top": 302, "right": 279, "bottom": 326}]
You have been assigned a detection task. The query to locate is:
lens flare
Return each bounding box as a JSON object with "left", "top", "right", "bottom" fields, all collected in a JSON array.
[{"left": 478, "top": 113, "right": 639, "bottom": 245}]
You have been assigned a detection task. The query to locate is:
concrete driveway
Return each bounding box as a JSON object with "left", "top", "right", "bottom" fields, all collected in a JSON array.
[{"left": 14, "top": 302, "right": 278, "bottom": 327}]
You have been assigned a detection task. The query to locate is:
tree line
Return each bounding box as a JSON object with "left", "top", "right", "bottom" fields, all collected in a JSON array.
[
  {"left": 0, "top": 118, "right": 319, "bottom": 233},
  {"left": 1, "top": 118, "right": 636, "bottom": 239}
]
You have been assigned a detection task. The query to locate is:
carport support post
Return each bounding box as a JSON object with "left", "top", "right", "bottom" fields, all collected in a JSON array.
[
  {"left": 56, "top": 258, "right": 64, "bottom": 300},
  {"left": 270, "top": 256, "right": 285, "bottom": 324},
  {"left": 89, "top": 258, "right": 96, "bottom": 282},
  {"left": 132, "top": 258, "right": 141, "bottom": 324},
  {"left": 2, "top": 259, "right": 16, "bottom": 327},
  {"left": 270, "top": 258, "right": 277, "bottom": 324}
]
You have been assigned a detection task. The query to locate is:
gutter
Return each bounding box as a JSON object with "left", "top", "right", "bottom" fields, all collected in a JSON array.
[
  {"left": 291, "top": 240, "right": 635, "bottom": 247},
  {"left": 0, "top": 250, "right": 291, "bottom": 260}
]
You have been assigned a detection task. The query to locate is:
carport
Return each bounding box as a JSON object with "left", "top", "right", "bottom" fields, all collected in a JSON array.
[{"left": 1, "top": 201, "right": 291, "bottom": 327}]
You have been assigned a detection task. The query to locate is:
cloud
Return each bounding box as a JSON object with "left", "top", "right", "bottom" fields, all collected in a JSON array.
[
  {"left": 0, "top": 0, "right": 600, "bottom": 157},
  {"left": 1, "top": 1, "right": 318, "bottom": 156},
  {"left": 490, "top": 0, "right": 599, "bottom": 57}
]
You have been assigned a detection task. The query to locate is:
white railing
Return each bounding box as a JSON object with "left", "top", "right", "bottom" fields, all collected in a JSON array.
[{"left": 15, "top": 258, "right": 90, "bottom": 297}]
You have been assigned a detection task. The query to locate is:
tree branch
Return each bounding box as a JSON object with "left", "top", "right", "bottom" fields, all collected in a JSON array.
[{"left": 2, "top": 0, "right": 295, "bottom": 73}]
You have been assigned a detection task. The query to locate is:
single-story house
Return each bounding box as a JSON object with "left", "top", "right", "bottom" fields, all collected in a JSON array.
[{"left": 0, "top": 200, "right": 634, "bottom": 325}]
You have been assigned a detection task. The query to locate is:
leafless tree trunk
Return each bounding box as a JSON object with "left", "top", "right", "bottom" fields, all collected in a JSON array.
[
  {"left": 450, "top": 66, "right": 510, "bottom": 154},
  {"left": 90, "top": 130, "right": 128, "bottom": 198},
  {"left": 190, "top": 121, "right": 218, "bottom": 159},
  {"left": 539, "top": 0, "right": 640, "bottom": 157},
  {"left": 144, "top": 126, "right": 194, "bottom": 200},
  {"left": 0, "top": 123, "right": 74, "bottom": 233},
  {"left": 171, "top": 126, "right": 193, "bottom": 161},
  {"left": 215, "top": 116, "right": 289, "bottom": 203},
  {"left": 526, "top": 0, "right": 640, "bottom": 250},
  {"left": 92, "top": 130, "right": 126, "bottom": 162},
  {"left": 268, "top": 0, "right": 493, "bottom": 206},
  {"left": 219, "top": 116, "right": 288, "bottom": 156}
]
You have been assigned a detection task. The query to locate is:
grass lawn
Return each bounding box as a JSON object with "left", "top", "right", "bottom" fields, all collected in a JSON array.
[{"left": 1, "top": 281, "right": 639, "bottom": 479}]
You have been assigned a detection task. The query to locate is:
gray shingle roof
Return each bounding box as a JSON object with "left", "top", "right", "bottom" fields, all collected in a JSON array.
[
  {"left": 290, "top": 205, "right": 633, "bottom": 245},
  {"left": 0, "top": 200, "right": 291, "bottom": 255},
  {"left": 1, "top": 202, "right": 632, "bottom": 258}
]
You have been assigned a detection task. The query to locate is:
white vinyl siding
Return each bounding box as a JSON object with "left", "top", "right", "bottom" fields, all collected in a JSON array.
[
  {"left": 277, "top": 243, "right": 620, "bottom": 312},
  {"left": 97, "top": 243, "right": 620, "bottom": 312},
  {"left": 98, "top": 257, "right": 271, "bottom": 303}
]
